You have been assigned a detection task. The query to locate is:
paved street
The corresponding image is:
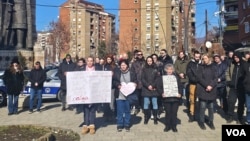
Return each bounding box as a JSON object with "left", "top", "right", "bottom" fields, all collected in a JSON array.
[{"left": 0, "top": 100, "right": 232, "bottom": 141}]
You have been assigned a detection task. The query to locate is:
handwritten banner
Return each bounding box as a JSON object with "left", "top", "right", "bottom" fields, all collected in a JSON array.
[
  {"left": 66, "top": 71, "right": 112, "bottom": 104},
  {"left": 162, "top": 75, "right": 179, "bottom": 97}
]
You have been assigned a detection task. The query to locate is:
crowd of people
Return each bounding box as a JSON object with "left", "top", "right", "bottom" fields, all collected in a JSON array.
[{"left": 3, "top": 48, "right": 250, "bottom": 135}]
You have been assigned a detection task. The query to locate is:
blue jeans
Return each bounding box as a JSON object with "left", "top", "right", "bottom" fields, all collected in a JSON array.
[
  {"left": 83, "top": 104, "right": 96, "bottom": 126},
  {"left": 245, "top": 93, "right": 250, "bottom": 124},
  {"left": 199, "top": 99, "right": 214, "bottom": 123},
  {"left": 116, "top": 100, "right": 131, "bottom": 127},
  {"left": 29, "top": 88, "right": 42, "bottom": 110},
  {"left": 8, "top": 94, "right": 19, "bottom": 114},
  {"left": 143, "top": 97, "right": 158, "bottom": 110}
]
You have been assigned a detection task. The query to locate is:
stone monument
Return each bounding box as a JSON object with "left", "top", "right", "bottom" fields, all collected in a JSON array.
[{"left": 0, "top": 0, "right": 36, "bottom": 70}]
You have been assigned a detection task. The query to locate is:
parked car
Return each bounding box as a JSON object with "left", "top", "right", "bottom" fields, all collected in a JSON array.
[
  {"left": 0, "top": 71, "right": 7, "bottom": 107},
  {"left": 22, "top": 69, "right": 62, "bottom": 101}
]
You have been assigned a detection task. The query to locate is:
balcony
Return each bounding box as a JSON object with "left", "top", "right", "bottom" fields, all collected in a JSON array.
[
  {"left": 224, "top": 25, "right": 238, "bottom": 31},
  {"left": 224, "top": 11, "right": 238, "bottom": 20}
]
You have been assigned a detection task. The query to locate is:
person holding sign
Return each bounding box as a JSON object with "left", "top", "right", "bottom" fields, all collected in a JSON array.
[
  {"left": 81, "top": 56, "right": 101, "bottom": 135},
  {"left": 113, "top": 59, "right": 137, "bottom": 132},
  {"left": 141, "top": 56, "right": 160, "bottom": 125},
  {"left": 196, "top": 54, "right": 218, "bottom": 130},
  {"left": 157, "top": 64, "right": 183, "bottom": 132}
]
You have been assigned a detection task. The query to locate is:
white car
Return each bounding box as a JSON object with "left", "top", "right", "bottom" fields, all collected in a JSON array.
[{"left": 23, "top": 69, "right": 62, "bottom": 100}]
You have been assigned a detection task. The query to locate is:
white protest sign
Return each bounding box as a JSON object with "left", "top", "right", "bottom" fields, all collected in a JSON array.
[
  {"left": 162, "top": 75, "right": 179, "bottom": 97},
  {"left": 66, "top": 71, "right": 112, "bottom": 104},
  {"left": 120, "top": 82, "right": 136, "bottom": 96}
]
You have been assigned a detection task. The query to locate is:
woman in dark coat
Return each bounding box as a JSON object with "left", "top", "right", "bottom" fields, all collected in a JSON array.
[
  {"left": 113, "top": 59, "right": 137, "bottom": 132},
  {"left": 141, "top": 56, "right": 160, "bottom": 125},
  {"left": 196, "top": 53, "right": 218, "bottom": 130},
  {"left": 3, "top": 59, "right": 24, "bottom": 115},
  {"left": 157, "top": 63, "right": 183, "bottom": 132}
]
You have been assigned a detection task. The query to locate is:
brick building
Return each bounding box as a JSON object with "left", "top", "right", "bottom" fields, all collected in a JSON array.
[
  {"left": 119, "top": 0, "right": 196, "bottom": 56},
  {"left": 59, "top": 0, "right": 116, "bottom": 59},
  {"left": 238, "top": 0, "right": 250, "bottom": 46}
]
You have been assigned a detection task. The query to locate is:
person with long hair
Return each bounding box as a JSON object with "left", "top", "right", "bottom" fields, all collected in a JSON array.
[
  {"left": 3, "top": 59, "right": 24, "bottom": 115},
  {"left": 196, "top": 54, "right": 218, "bottom": 130},
  {"left": 141, "top": 56, "right": 160, "bottom": 125},
  {"left": 103, "top": 54, "right": 118, "bottom": 121}
]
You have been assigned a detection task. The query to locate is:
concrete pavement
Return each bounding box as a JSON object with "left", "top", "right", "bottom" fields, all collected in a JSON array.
[{"left": 0, "top": 101, "right": 233, "bottom": 141}]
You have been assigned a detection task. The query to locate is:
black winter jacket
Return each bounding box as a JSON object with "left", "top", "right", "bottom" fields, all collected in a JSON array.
[
  {"left": 141, "top": 65, "right": 160, "bottom": 97},
  {"left": 113, "top": 69, "right": 137, "bottom": 98},
  {"left": 3, "top": 69, "right": 24, "bottom": 95},
  {"left": 196, "top": 63, "right": 218, "bottom": 101},
  {"left": 58, "top": 59, "right": 76, "bottom": 90},
  {"left": 157, "top": 73, "right": 183, "bottom": 102},
  {"left": 242, "top": 60, "right": 250, "bottom": 93},
  {"left": 186, "top": 59, "right": 202, "bottom": 84},
  {"left": 29, "top": 68, "right": 46, "bottom": 89}
]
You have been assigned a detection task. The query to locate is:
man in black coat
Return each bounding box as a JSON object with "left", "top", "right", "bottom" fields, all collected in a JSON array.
[
  {"left": 58, "top": 54, "right": 76, "bottom": 111},
  {"left": 28, "top": 61, "right": 46, "bottom": 113}
]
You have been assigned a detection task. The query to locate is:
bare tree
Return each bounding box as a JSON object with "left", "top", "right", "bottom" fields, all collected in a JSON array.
[{"left": 48, "top": 20, "right": 71, "bottom": 62}]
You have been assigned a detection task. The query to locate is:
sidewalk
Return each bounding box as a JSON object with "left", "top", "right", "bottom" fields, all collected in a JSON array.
[{"left": 0, "top": 101, "right": 230, "bottom": 141}]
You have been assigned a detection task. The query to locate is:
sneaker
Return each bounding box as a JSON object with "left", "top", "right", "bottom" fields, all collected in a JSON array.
[
  {"left": 198, "top": 122, "right": 206, "bottom": 130},
  {"left": 117, "top": 126, "right": 123, "bottom": 132},
  {"left": 8, "top": 113, "right": 13, "bottom": 116},
  {"left": 68, "top": 106, "right": 74, "bottom": 111},
  {"left": 29, "top": 110, "right": 33, "bottom": 114},
  {"left": 125, "top": 126, "right": 130, "bottom": 132},
  {"left": 36, "top": 109, "right": 41, "bottom": 113}
]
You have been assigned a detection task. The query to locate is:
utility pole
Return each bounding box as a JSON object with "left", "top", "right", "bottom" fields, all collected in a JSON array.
[
  {"left": 205, "top": 9, "right": 208, "bottom": 41},
  {"left": 184, "top": 0, "right": 193, "bottom": 55}
]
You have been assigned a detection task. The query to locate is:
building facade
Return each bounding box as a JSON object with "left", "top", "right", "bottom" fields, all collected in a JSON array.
[
  {"left": 223, "top": 0, "right": 241, "bottom": 51},
  {"left": 60, "top": 0, "right": 116, "bottom": 59},
  {"left": 119, "top": 0, "right": 195, "bottom": 56},
  {"left": 238, "top": 0, "right": 250, "bottom": 46}
]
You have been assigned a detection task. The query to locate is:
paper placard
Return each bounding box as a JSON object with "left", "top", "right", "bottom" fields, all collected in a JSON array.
[
  {"left": 66, "top": 71, "right": 112, "bottom": 104},
  {"left": 162, "top": 75, "right": 179, "bottom": 97}
]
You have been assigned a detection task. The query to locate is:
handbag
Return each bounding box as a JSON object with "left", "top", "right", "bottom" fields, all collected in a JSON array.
[
  {"left": 126, "top": 91, "right": 138, "bottom": 105},
  {"left": 121, "top": 73, "right": 138, "bottom": 105}
]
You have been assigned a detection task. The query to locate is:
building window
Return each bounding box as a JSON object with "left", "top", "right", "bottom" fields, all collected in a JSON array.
[
  {"left": 245, "top": 22, "right": 249, "bottom": 33},
  {"left": 248, "top": 0, "right": 250, "bottom": 6},
  {"left": 155, "top": 34, "right": 159, "bottom": 41},
  {"left": 134, "top": 0, "right": 138, "bottom": 3},
  {"left": 135, "top": 18, "right": 138, "bottom": 22},
  {"left": 146, "top": 24, "right": 151, "bottom": 31},
  {"left": 146, "top": 3, "right": 151, "bottom": 11},
  {"left": 73, "top": 18, "right": 76, "bottom": 22},
  {"left": 135, "top": 9, "right": 138, "bottom": 13},
  {"left": 78, "top": 18, "right": 81, "bottom": 21},
  {"left": 243, "top": 2, "right": 246, "bottom": 9},
  {"left": 146, "top": 14, "right": 151, "bottom": 21},
  {"left": 155, "top": 23, "right": 159, "bottom": 31},
  {"left": 146, "top": 34, "right": 151, "bottom": 40},
  {"left": 146, "top": 43, "right": 150, "bottom": 49},
  {"left": 134, "top": 27, "right": 138, "bottom": 31}
]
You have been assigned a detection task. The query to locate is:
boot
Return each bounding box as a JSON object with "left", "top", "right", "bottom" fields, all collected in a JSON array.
[
  {"left": 144, "top": 109, "right": 150, "bottom": 124},
  {"left": 89, "top": 124, "right": 96, "bottom": 134},
  {"left": 153, "top": 110, "right": 158, "bottom": 125},
  {"left": 198, "top": 122, "right": 206, "bottom": 130},
  {"left": 207, "top": 121, "right": 215, "bottom": 130},
  {"left": 226, "top": 116, "right": 233, "bottom": 123},
  {"left": 188, "top": 114, "right": 195, "bottom": 122},
  {"left": 81, "top": 125, "right": 89, "bottom": 134}
]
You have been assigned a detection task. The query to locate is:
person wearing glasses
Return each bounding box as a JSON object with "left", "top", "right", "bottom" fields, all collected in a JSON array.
[
  {"left": 130, "top": 50, "right": 145, "bottom": 115},
  {"left": 3, "top": 59, "right": 24, "bottom": 115},
  {"left": 28, "top": 61, "right": 46, "bottom": 113}
]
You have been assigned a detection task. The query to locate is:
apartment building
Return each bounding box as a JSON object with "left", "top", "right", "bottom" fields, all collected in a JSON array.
[
  {"left": 119, "top": 0, "right": 141, "bottom": 54},
  {"left": 119, "top": 0, "right": 195, "bottom": 56},
  {"left": 60, "top": 0, "right": 116, "bottom": 58},
  {"left": 223, "top": 0, "right": 241, "bottom": 51},
  {"left": 238, "top": 0, "right": 250, "bottom": 46}
]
